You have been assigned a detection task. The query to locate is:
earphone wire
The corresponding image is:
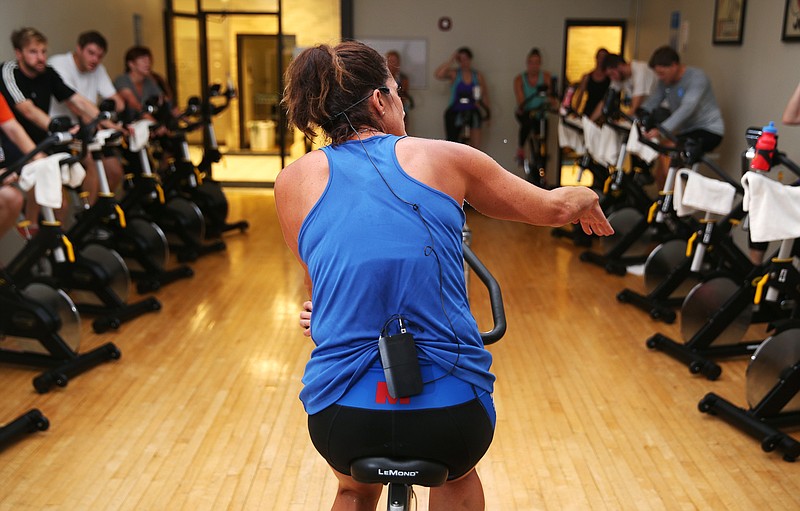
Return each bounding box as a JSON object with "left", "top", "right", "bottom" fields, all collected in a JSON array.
[{"left": 342, "top": 110, "right": 462, "bottom": 382}]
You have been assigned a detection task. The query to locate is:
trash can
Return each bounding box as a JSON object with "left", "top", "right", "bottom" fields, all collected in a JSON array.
[{"left": 247, "top": 120, "right": 276, "bottom": 151}]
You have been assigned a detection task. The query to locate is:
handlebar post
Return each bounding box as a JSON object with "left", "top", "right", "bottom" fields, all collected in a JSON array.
[
  {"left": 656, "top": 165, "right": 679, "bottom": 223},
  {"left": 765, "top": 239, "right": 796, "bottom": 302},
  {"left": 690, "top": 213, "right": 715, "bottom": 273}
]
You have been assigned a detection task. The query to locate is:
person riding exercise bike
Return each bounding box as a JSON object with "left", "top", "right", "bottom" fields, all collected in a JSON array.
[
  {"left": 513, "top": 48, "right": 554, "bottom": 187},
  {"left": 276, "top": 41, "right": 612, "bottom": 511},
  {"left": 435, "top": 47, "right": 490, "bottom": 148}
]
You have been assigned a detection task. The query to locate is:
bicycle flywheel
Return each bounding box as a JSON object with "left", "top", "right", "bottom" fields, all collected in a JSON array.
[
  {"left": 643, "top": 239, "right": 698, "bottom": 297},
  {"left": 600, "top": 207, "right": 653, "bottom": 258},
  {"left": 0, "top": 228, "right": 26, "bottom": 267},
  {"left": 746, "top": 329, "right": 800, "bottom": 412},
  {"left": 69, "top": 244, "right": 130, "bottom": 305},
  {"left": 1, "top": 282, "right": 82, "bottom": 354},
  {"left": 164, "top": 197, "right": 205, "bottom": 247},
  {"left": 680, "top": 277, "right": 752, "bottom": 345},
  {"left": 119, "top": 218, "right": 169, "bottom": 272}
]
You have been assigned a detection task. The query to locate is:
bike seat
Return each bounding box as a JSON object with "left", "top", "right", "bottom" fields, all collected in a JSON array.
[{"left": 350, "top": 457, "right": 449, "bottom": 487}]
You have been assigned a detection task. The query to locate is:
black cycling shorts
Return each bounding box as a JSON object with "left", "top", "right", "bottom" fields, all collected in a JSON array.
[
  {"left": 677, "top": 129, "right": 722, "bottom": 153},
  {"left": 308, "top": 398, "right": 494, "bottom": 480}
]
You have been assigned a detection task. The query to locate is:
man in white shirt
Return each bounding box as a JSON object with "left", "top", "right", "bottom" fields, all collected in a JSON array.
[
  {"left": 49, "top": 31, "right": 124, "bottom": 201},
  {"left": 601, "top": 54, "right": 656, "bottom": 115}
]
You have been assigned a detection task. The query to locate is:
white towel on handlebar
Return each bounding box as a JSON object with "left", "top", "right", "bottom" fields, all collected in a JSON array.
[
  {"left": 557, "top": 117, "right": 585, "bottom": 154},
  {"left": 742, "top": 170, "right": 800, "bottom": 243},
  {"left": 598, "top": 123, "right": 621, "bottom": 167},
  {"left": 129, "top": 119, "right": 154, "bottom": 152},
  {"left": 673, "top": 168, "right": 736, "bottom": 217},
  {"left": 581, "top": 116, "right": 620, "bottom": 167},
  {"left": 17, "top": 153, "right": 86, "bottom": 209},
  {"left": 625, "top": 123, "right": 660, "bottom": 163}
]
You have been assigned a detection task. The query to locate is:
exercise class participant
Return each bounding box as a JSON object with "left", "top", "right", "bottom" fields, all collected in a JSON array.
[
  {"left": 0, "top": 27, "right": 107, "bottom": 225},
  {"left": 601, "top": 53, "right": 657, "bottom": 115},
  {"left": 276, "top": 40, "right": 612, "bottom": 511},
  {"left": 434, "top": 47, "right": 490, "bottom": 148},
  {"left": 0, "top": 28, "right": 101, "bottom": 162},
  {"left": 513, "top": 47, "right": 553, "bottom": 165},
  {"left": 49, "top": 30, "right": 125, "bottom": 200},
  {"left": 640, "top": 46, "right": 725, "bottom": 187},
  {"left": 572, "top": 48, "right": 610, "bottom": 122},
  {"left": 113, "top": 46, "right": 166, "bottom": 116},
  {"left": 0, "top": 93, "right": 40, "bottom": 236}
]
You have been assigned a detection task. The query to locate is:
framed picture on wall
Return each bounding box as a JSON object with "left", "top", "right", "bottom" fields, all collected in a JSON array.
[
  {"left": 713, "top": 0, "right": 746, "bottom": 45},
  {"left": 783, "top": 0, "right": 800, "bottom": 41}
]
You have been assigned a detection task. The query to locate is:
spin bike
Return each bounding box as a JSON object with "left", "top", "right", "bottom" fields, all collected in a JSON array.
[
  {"left": 66, "top": 103, "right": 193, "bottom": 293},
  {"left": 0, "top": 133, "right": 121, "bottom": 393},
  {"left": 646, "top": 144, "right": 800, "bottom": 380},
  {"left": 549, "top": 108, "right": 618, "bottom": 247},
  {"left": 515, "top": 84, "right": 551, "bottom": 188},
  {"left": 697, "top": 145, "right": 800, "bottom": 461},
  {"left": 698, "top": 321, "right": 800, "bottom": 462},
  {"left": 453, "top": 100, "right": 490, "bottom": 148},
  {"left": 118, "top": 105, "right": 225, "bottom": 263},
  {"left": 154, "top": 89, "right": 247, "bottom": 242},
  {"left": 192, "top": 82, "right": 250, "bottom": 238},
  {"left": 9, "top": 115, "right": 161, "bottom": 333},
  {"left": 349, "top": 242, "right": 506, "bottom": 511},
  {"left": 579, "top": 119, "right": 696, "bottom": 276},
  {"left": 617, "top": 139, "right": 751, "bottom": 323}
]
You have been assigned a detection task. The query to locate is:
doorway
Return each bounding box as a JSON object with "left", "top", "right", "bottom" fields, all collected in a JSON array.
[
  {"left": 236, "top": 34, "right": 295, "bottom": 154},
  {"left": 165, "top": 0, "right": 343, "bottom": 185},
  {"left": 558, "top": 20, "right": 626, "bottom": 187}
]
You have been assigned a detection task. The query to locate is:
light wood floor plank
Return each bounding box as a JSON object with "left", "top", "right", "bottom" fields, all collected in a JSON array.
[{"left": 1, "top": 189, "right": 798, "bottom": 510}]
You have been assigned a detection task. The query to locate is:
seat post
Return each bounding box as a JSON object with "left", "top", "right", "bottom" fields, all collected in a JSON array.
[{"left": 386, "top": 482, "right": 412, "bottom": 511}]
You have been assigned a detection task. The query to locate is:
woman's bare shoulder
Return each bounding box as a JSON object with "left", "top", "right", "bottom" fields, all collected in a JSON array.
[{"left": 276, "top": 149, "right": 328, "bottom": 187}]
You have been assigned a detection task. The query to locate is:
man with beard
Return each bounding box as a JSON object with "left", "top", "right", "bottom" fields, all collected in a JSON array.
[{"left": 0, "top": 27, "right": 108, "bottom": 224}]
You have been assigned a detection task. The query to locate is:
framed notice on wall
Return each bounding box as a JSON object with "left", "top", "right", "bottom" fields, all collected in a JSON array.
[
  {"left": 713, "top": 0, "right": 746, "bottom": 45},
  {"left": 783, "top": 0, "right": 800, "bottom": 41},
  {"left": 360, "top": 38, "right": 427, "bottom": 89}
]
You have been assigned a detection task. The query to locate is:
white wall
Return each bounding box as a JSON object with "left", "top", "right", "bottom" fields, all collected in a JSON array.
[
  {"left": 3, "top": 1, "right": 799, "bottom": 181},
  {"left": 0, "top": 0, "right": 166, "bottom": 82},
  {"left": 635, "top": 0, "right": 800, "bottom": 179},
  {"left": 353, "top": 0, "right": 634, "bottom": 176}
]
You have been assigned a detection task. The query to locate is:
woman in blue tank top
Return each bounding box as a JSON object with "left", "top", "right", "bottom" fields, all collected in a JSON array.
[
  {"left": 276, "top": 40, "right": 613, "bottom": 511},
  {"left": 434, "top": 47, "right": 490, "bottom": 148}
]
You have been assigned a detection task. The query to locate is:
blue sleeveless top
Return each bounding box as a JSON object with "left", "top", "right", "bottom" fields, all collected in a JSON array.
[
  {"left": 297, "top": 134, "right": 495, "bottom": 415},
  {"left": 449, "top": 69, "right": 479, "bottom": 112}
]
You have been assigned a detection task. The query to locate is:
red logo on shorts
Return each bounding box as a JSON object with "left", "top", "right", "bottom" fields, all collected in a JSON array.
[{"left": 375, "top": 381, "right": 410, "bottom": 405}]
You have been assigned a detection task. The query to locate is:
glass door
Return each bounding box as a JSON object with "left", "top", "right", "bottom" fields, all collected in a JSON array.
[
  {"left": 236, "top": 33, "right": 295, "bottom": 154},
  {"left": 559, "top": 20, "right": 626, "bottom": 187}
]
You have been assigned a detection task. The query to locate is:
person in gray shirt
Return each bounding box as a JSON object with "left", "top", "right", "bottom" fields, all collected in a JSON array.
[
  {"left": 640, "top": 46, "right": 724, "bottom": 185},
  {"left": 113, "top": 46, "right": 165, "bottom": 118}
]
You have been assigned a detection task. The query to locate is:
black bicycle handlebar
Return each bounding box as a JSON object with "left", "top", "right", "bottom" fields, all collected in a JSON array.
[
  {"left": 701, "top": 156, "right": 745, "bottom": 193},
  {"left": 774, "top": 152, "right": 800, "bottom": 179},
  {"left": 462, "top": 243, "right": 506, "bottom": 345},
  {"left": 0, "top": 132, "right": 74, "bottom": 182}
]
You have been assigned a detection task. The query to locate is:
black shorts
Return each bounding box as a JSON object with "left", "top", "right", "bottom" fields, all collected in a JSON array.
[
  {"left": 677, "top": 129, "right": 722, "bottom": 153},
  {"left": 308, "top": 398, "right": 494, "bottom": 480}
]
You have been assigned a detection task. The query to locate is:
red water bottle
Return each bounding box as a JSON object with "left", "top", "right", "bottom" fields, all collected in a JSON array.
[{"left": 750, "top": 121, "right": 778, "bottom": 171}]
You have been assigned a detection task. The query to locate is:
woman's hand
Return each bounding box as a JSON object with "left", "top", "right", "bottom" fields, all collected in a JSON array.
[
  {"left": 574, "top": 202, "right": 614, "bottom": 236},
  {"left": 299, "top": 300, "right": 313, "bottom": 337}
]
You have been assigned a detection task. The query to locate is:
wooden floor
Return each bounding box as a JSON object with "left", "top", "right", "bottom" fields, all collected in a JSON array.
[{"left": 1, "top": 189, "right": 798, "bottom": 511}]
